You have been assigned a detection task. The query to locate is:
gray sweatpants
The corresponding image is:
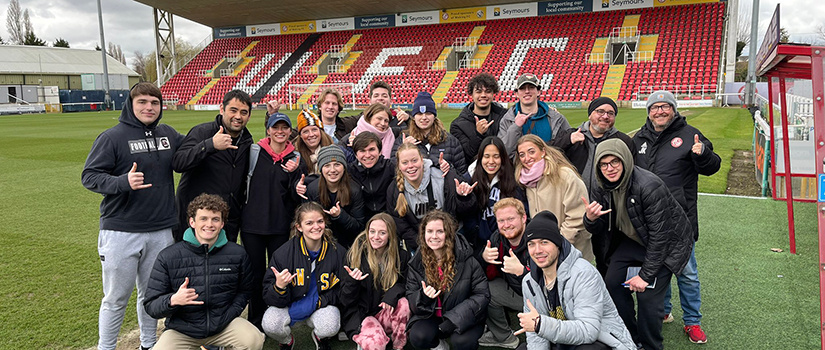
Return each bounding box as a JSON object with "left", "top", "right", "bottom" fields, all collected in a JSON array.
[
  {"left": 261, "top": 305, "right": 341, "bottom": 344},
  {"left": 97, "top": 228, "right": 173, "bottom": 350},
  {"left": 486, "top": 277, "right": 524, "bottom": 341}
]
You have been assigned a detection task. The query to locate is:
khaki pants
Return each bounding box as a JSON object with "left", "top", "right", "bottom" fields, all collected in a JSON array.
[{"left": 153, "top": 317, "right": 265, "bottom": 350}]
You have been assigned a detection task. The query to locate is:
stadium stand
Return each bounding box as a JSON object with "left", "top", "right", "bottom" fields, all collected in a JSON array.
[{"left": 160, "top": 2, "right": 724, "bottom": 106}]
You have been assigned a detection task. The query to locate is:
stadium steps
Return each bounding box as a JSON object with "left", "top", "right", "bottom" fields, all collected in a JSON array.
[
  {"left": 600, "top": 64, "right": 626, "bottom": 100},
  {"left": 622, "top": 14, "right": 641, "bottom": 28},
  {"left": 341, "top": 34, "right": 362, "bottom": 54},
  {"left": 305, "top": 53, "right": 329, "bottom": 75},
  {"left": 589, "top": 38, "right": 609, "bottom": 63},
  {"left": 470, "top": 44, "right": 493, "bottom": 68},
  {"left": 251, "top": 33, "right": 322, "bottom": 102},
  {"left": 432, "top": 71, "right": 458, "bottom": 104},
  {"left": 230, "top": 41, "right": 260, "bottom": 75},
  {"left": 432, "top": 47, "right": 453, "bottom": 69},
  {"left": 187, "top": 78, "right": 220, "bottom": 105},
  {"left": 636, "top": 35, "right": 659, "bottom": 61},
  {"left": 466, "top": 26, "right": 486, "bottom": 46},
  {"left": 296, "top": 75, "right": 329, "bottom": 106},
  {"left": 340, "top": 52, "right": 362, "bottom": 73}
]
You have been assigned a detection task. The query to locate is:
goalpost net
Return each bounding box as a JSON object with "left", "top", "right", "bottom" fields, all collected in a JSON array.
[{"left": 287, "top": 83, "right": 357, "bottom": 111}]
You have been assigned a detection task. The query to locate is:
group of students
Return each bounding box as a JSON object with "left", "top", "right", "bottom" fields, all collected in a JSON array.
[{"left": 84, "top": 74, "right": 719, "bottom": 350}]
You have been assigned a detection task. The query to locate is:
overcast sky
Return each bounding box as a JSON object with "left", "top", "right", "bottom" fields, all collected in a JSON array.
[{"left": 7, "top": 0, "right": 825, "bottom": 66}]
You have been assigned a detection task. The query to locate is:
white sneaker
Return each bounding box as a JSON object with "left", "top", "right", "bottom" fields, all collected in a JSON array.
[
  {"left": 479, "top": 331, "right": 519, "bottom": 349},
  {"left": 663, "top": 313, "right": 674, "bottom": 323}
]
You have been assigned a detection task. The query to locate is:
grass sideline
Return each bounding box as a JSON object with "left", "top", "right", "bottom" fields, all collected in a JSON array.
[{"left": 1, "top": 106, "right": 811, "bottom": 350}]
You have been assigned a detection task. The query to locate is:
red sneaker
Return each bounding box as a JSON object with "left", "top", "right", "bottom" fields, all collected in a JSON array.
[
  {"left": 663, "top": 313, "right": 674, "bottom": 323},
  {"left": 684, "top": 325, "right": 708, "bottom": 344}
]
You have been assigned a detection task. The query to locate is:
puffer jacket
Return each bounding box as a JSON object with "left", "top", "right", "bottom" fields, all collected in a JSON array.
[
  {"left": 521, "top": 240, "right": 635, "bottom": 350},
  {"left": 450, "top": 102, "right": 508, "bottom": 162},
  {"left": 304, "top": 178, "right": 366, "bottom": 247},
  {"left": 144, "top": 228, "right": 253, "bottom": 339},
  {"left": 262, "top": 235, "right": 346, "bottom": 309},
  {"left": 550, "top": 122, "right": 634, "bottom": 194},
  {"left": 406, "top": 234, "right": 490, "bottom": 334},
  {"left": 348, "top": 157, "right": 396, "bottom": 220},
  {"left": 391, "top": 130, "right": 468, "bottom": 178},
  {"left": 584, "top": 140, "right": 693, "bottom": 282}
]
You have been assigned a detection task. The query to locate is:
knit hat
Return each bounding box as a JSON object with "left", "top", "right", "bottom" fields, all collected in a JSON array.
[
  {"left": 524, "top": 210, "right": 564, "bottom": 248},
  {"left": 412, "top": 92, "right": 437, "bottom": 117},
  {"left": 316, "top": 145, "right": 346, "bottom": 171},
  {"left": 265, "top": 112, "right": 291, "bottom": 129},
  {"left": 296, "top": 108, "right": 323, "bottom": 132},
  {"left": 646, "top": 90, "right": 677, "bottom": 113},
  {"left": 515, "top": 73, "right": 541, "bottom": 90},
  {"left": 588, "top": 96, "right": 618, "bottom": 116}
]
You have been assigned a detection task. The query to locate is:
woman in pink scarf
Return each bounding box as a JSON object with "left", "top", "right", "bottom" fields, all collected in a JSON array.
[
  {"left": 348, "top": 103, "right": 396, "bottom": 159},
  {"left": 514, "top": 134, "right": 594, "bottom": 262}
]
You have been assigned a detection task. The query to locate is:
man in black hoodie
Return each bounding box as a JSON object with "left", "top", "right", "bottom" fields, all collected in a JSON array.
[
  {"left": 450, "top": 72, "right": 507, "bottom": 162},
  {"left": 172, "top": 89, "right": 254, "bottom": 243},
  {"left": 82, "top": 82, "right": 184, "bottom": 350}
]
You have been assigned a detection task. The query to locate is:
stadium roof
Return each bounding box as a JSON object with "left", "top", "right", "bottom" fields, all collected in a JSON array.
[
  {"left": 0, "top": 46, "right": 138, "bottom": 76},
  {"left": 134, "top": 0, "right": 523, "bottom": 28}
]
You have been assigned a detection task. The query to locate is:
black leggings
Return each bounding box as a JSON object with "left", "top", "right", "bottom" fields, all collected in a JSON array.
[
  {"left": 408, "top": 317, "right": 484, "bottom": 350},
  {"left": 240, "top": 232, "right": 289, "bottom": 329}
]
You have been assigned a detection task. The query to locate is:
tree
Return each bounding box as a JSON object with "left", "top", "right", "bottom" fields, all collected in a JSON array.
[
  {"left": 132, "top": 50, "right": 151, "bottom": 82},
  {"left": 818, "top": 25, "right": 825, "bottom": 44},
  {"left": 6, "top": 0, "right": 24, "bottom": 44},
  {"left": 0, "top": 35, "right": 5, "bottom": 44},
  {"left": 53, "top": 38, "right": 69, "bottom": 48},
  {"left": 780, "top": 27, "right": 790, "bottom": 43},
  {"left": 22, "top": 9, "right": 32, "bottom": 36},
  {"left": 23, "top": 31, "right": 45, "bottom": 46},
  {"left": 95, "top": 44, "right": 101, "bottom": 51}
]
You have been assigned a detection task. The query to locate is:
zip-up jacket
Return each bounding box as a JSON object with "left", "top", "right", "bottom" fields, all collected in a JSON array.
[
  {"left": 241, "top": 141, "right": 305, "bottom": 235},
  {"left": 391, "top": 131, "right": 469, "bottom": 178},
  {"left": 550, "top": 122, "right": 634, "bottom": 194},
  {"left": 479, "top": 230, "right": 531, "bottom": 295},
  {"left": 262, "top": 235, "right": 346, "bottom": 309},
  {"left": 450, "top": 102, "right": 508, "bottom": 161},
  {"left": 304, "top": 178, "right": 366, "bottom": 247},
  {"left": 348, "top": 157, "right": 396, "bottom": 219},
  {"left": 498, "top": 101, "right": 570, "bottom": 158}
]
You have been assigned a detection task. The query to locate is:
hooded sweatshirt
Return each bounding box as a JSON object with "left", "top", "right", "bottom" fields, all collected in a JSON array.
[
  {"left": 404, "top": 159, "right": 445, "bottom": 220},
  {"left": 82, "top": 91, "right": 183, "bottom": 232},
  {"left": 592, "top": 139, "right": 641, "bottom": 245},
  {"left": 498, "top": 100, "right": 571, "bottom": 158}
]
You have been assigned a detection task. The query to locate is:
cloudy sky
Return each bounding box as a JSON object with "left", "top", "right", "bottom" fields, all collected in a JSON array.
[{"left": 7, "top": 0, "right": 825, "bottom": 65}]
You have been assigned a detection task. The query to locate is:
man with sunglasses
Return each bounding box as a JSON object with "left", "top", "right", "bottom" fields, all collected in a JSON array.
[{"left": 632, "top": 90, "right": 720, "bottom": 344}]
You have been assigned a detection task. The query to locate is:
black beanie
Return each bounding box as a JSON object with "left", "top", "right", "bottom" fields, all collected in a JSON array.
[
  {"left": 588, "top": 97, "right": 618, "bottom": 116},
  {"left": 412, "top": 91, "right": 437, "bottom": 117},
  {"left": 524, "top": 210, "right": 564, "bottom": 248}
]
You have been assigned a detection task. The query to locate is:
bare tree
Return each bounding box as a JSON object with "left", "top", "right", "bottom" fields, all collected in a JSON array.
[
  {"left": 22, "top": 9, "right": 32, "bottom": 36},
  {"left": 6, "top": 0, "right": 24, "bottom": 44},
  {"left": 817, "top": 24, "right": 825, "bottom": 44},
  {"left": 132, "top": 50, "right": 151, "bottom": 81},
  {"left": 737, "top": 2, "right": 752, "bottom": 46}
]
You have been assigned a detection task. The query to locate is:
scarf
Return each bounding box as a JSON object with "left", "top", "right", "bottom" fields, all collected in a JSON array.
[
  {"left": 519, "top": 159, "right": 545, "bottom": 188},
  {"left": 258, "top": 138, "right": 296, "bottom": 163},
  {"left": 353, "top": 116, "right": 396, "bottom": 159}
]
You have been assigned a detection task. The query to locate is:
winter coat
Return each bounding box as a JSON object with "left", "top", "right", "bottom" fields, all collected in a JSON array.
[
  {"left": 304, "top": 178, "right": 366, "bottom": 247},
  {"left": 349, "top": 157, "right": 397, "bottom": 220},
  {"left": 463, "top": 167, "right": 529, "bottom": 250},
  {"left": 498, "top": 101, "right": 571, "bottom": 159},
  {"left": 521, "top": 240, "right": 635, "bottom": 350},
  {"left": 173, "top": 115, "right": 253, "bottom": 236},
  {"left": 550, "top": 122, "right": 634, "bottom": 194},
  {"left": 450, "top": 102, "right": 508, "bottom": 162},
  {"left": 81, "top": 90, "right": 184, "bottom": 232},
  {"left": 406, "top": 234, "right": 490, "bottom": 334},
  {"left": 241, "top": 142, "right": 306, "bottom": 235},
  {"left": 481, "top": 230, "right": 531, "bottom": 295},
  {"left": 144, "top": 228, "right": 253, "bottom": 339},
  {"left": 632, "top": 114, "right": 720, "bottom": 241},
  {"left": 340, "top": 246, "right": 411, "bottom": 338},
  {"left": 391, "top": 130, "right": 468, "bottom": 177},
  {"left": 262, "top": 235, "right": 346, "bottom": 309}
]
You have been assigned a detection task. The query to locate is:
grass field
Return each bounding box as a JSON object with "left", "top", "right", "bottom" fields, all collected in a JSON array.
[{"left": 0, "top": 107, "right": 818, "bottom": 349}]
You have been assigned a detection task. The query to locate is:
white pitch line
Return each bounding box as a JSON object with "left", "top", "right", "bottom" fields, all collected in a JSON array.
[{"left": 698, "top": 192, "right": 768, "bottom": 200}]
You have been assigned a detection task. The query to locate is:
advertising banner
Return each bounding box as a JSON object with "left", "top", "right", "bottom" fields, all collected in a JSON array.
[
  {"left": 213, "top": 26, "right": 246, "bottom": 39},
  {"left": 396, "top": 11, "right": 440, "bottom": 26},
  {"left": 631, "top": 99, "right": 713, "bottom": 108},
  {"left": 355, "top": 15, "right": 395, "bottom": 29},
  {"left": 756, "top": 4, "right": 780, "bottom": 74},
  {"left": 547, "top": 101, "right": 584, "bottom": 109},
  {"left": 592, "top": 0, "right": 653, "bottom": 12},
  {"left": 538, "top": 1, "right": 592, "bottom": 15},
  {"left": 439, "top": 7, "right": 487, "bottom": 23},
  {"left": 247, "top": 23, "right": 280, "bottom": 37},
  {"left": 317, "top": 17, "right": 355, "bottom": 32},
  {"left": 280, "top": 20, "right": 317, "bottom": 34},
  {"left": 653, "top": 0, "right": 717, "bottom": 7},
  {"left": 488, "top": 2, "right": 538, "bottom": 20}
]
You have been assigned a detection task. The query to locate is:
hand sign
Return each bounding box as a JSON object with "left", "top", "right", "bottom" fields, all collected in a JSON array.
[
  {"left": 570, "top": 128, "right": 585, "bottom": 144},
  {"left": 439, "top": 152, "right": 450, "bottom": 176},
  {"left": 515, "top": 112, "right": 529, "bottom": 127},
  {"left": 482, "top": 240, "right": 501, "bottom": 265},
  {"left": 272, "top": 266, "right": 298, "bottom": 290},
  {"left": 474, "top": 116, "right": 494, "bottom": 134},
  {"left": 501, "top": 248, "right": 524, "bottom": 275},
  {"left": 421, "top": 281, "right": 442, "bottom": 299},
  {"left": 454, "top": 179, "right": 478, "bottom": 197},
  {"left": 514, "top": 299, "right": 540, "bottom": 335},
  {"left": 581, "top": 196, "right": 611, "bottom": 221},
  {"left": 266, "top": 98, "right": 282, "bottom": 115},
  {"left": 170, "top": 277, "right": 203, "bottom": 306},
  {"left": 281, "top": 154, "right": 300, "bottom": 173},
  {"left": 324, "top": 201, "right": 342, "bottom": 218},
  {"left": 128, "top": 162, "right": 152, "bottom": 190},
  {"left": 344, "top": 266, "right": 370, "bottom": 281},
  {"left": 395, "top": 108, "right": 410, "bottom": 123},
  {"left": 296, "top": 174, "right": 308, "bottom": 199},
  {"left": 212, "top": 126, "right": 238, "bottom": 151},
  {"left": 402, "top": 133, "right": 421, "bottom": 145},
  {"left": 691, "top": 134, "right": 703, "bottom": 155}
]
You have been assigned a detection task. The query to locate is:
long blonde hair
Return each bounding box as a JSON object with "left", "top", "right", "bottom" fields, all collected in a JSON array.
[
  {"left": 347, "top": 213, "right": 402, "bottom": 291},
  {"left": 405, "top": 114, "right": 447, "bottom": 145},
  {"left": 289, "top": 202, "right": 336, "bottom": 243},
  {"left": 418, "top": 210, "right": 457, "bottom": 291},
  {"left": 514, "top": 134, "right": 580, "bottom": 185},
  {"left": 394, "top": 142, "right": 425, "bottom": 217}
]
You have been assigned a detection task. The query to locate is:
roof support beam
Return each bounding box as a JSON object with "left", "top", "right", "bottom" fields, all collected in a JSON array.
[{"left": 154, "top": 8, "right": 177, "bottom": 87}]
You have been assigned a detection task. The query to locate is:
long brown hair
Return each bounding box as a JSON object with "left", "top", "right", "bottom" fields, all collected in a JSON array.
[
  {"left": 293, "top": 128, "right": 334, "bottom": 173},
  {"left": 405, "top": 114, "right": 447, "bottom": 145},
  {"left": 418, "top": 210, "right": 457, "bottom": 291},
  {"left": 318, "top": 160, "right": 352, "bottom": 207},
  {"left": 514, "top": 134, "right": 580, "bottom": 185},
  {"left": 394, "top": 142, "right": 425, "bottom": 217},
  {"left": 289, "top": 202, "right": 335, "bottom": 243},
  {"left": 347, "top": 213, "right": 401, "bottom": 291}
]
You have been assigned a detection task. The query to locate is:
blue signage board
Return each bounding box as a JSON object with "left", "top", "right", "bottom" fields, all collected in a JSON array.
[
  {"left": 818, "top": 174, "right": 825, "bottom": 202},
  {"left": 538, "top": 0, "right": 591, "bottom": 15},
  {"left": 355, "top": 15, "right": 396, "bottom": 29},
  {"left": 213, "top": 26, "right": 246, "bottom": 39}
]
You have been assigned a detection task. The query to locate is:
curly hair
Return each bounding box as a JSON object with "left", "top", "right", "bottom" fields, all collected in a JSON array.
[
  {"left": 466, "top": 72, "right": 500, "bottom": 95},
  {"left": 418, "top": 210, "right": 457, "bottom": 292},
  {"left": 514, "top": 134, "right": 580, "bottom": 185},
  {"left": 347, "top": 213, "right": 402, "bottom": 291},
  {"left": 186, "top": 193, "right": 229, "bottom": 221},
  {"left": 394, "top": 142, "right": 425, "bottom": 217},
  {"left": 289, "top": 202, "right": 336, "bottom": 244}
]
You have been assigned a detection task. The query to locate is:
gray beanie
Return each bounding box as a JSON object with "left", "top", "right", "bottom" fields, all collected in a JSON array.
[
  {"left": 316, "top": 145, "right": 346, "bottom": 172},
  {"left": 646, "top": 90, "right": 677, "bottom": 113}
]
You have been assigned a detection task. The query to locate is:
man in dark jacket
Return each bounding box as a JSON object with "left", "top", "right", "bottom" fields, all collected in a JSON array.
[
  {"left": 82, "top": 82, "right": 183, "bottom": 350},
  {"left": 317, "top": 88, "right": 358, "bottom": 143},
  {"left": 450, "top": 72, "right": 508, "bottom": 162},
  {"left": 633, "top": 91, "right": 720, "bottom": 344},
  {"left": 144, "top": 194, "right": 263, "bottom": 349},
  {"left": 348, "top": 132, "right": 396, "bottom": 219},
  {"left": 477, "top": 198, "right": 530, "bottom": 349},
  {"left": 583, "top": 139, "right": 693, "bottom": 350},
  {"left": 345, "top": 81, "right": 410, "bottom": 135},
  {"left": 498, "top": 73, "right": 570, "bottom": 158},
  {"left": 172, "top": 89, "right": 254, "bottom": 243}
]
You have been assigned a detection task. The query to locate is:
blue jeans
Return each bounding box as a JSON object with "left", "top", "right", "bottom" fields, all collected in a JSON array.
[{"left": 664, "top": 244, "right": 702, "bottom": 325}]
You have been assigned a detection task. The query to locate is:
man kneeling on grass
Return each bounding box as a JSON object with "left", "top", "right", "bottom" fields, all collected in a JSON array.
[{"left": 144, "top": 194, "right": 264, "bottom": 350}]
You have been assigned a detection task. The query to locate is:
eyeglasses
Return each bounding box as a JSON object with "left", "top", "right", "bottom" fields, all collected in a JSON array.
[
  {"left": 598, "top": 158, "right": 622, "bottom": 170},
  {"left": 649, "top": 104, "right": 673, "bottom": 112},
  {"left": 594, "top": 109, "right": 616, "bottom": 117}
]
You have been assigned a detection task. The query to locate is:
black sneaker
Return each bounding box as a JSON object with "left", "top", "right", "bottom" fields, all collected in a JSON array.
[
  {"left": 312, "top": 332, "right": 331, "bottom": 350},
  {"left": 279, "top": 335, "right": 294, "bottom": 350}
]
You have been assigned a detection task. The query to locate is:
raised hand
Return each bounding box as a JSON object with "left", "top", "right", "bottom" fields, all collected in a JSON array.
[
  {"left": 691, "top": 134, "right": 704, "bottom": 155},
  {"left": 581, "top": 196, "right": 611, "bottom": 221},
  {"left": 296, "top": 174, "right": 308, "bottom": 199},
  {"left": 454, "top": 179, "right": 478, "bottom": 197},
  {"left": 344, "top": 265, "right": 370, "bottom": 281},
  {"left": 501, "top": 249, "right": 525, "bottom": 275},
  {"left": 212, "top": 126, "right": 238, "bottom": 151},
  {"left": 438, "top": 152, "right": 450, "bottom": 176},
  {"left": 324, "top": 201, "right": 342, "bottom": 218},
  {"left": 482, "top": 240, "right": 501, "bottom": 265},
  {"left": 281, "top": 154, "right": 300, "bottom": 173},
  {"left": 170, "top": 277, "right": 203, "bottom": 306},
  {"left": 266, "top": 98, "right": 282, "bottom": 115},
  {"left": 421, "top": 280, "right": 442, "bottom": 299},
  {"left": 272, "top": 266, "right": 298, "bottom": 290},
  {"left": 474, "top": 116, "right": 494, "bottom": 134},
  {"left": 570, "top": 128, "right": 585, "bottom": 144},
  {"left": 514, "top": 299, "right": 540, "bottom": 335},
  {"left": 378, "top": 302, "right": 394, "bottom": 313},
  {"left": 127, "top": 162, "right": 152, "bottom": 190},
  {"left": 515, "top": 112, "right": 530, "bottom": 127},
  {"left": 395, "top": 108, "right": 409, "bottom": 123},
  {"left": 402, "top": 133, "right": 421, "bottom": 145}
]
